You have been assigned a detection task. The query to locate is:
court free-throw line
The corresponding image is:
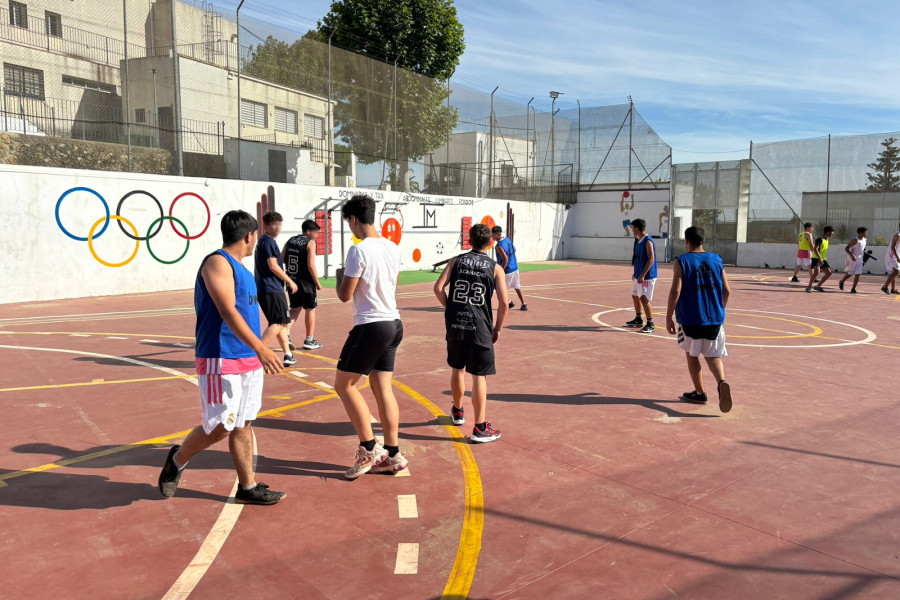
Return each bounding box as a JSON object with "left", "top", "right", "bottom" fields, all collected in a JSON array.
[
  {"left": 398, "top": 494, "right": 419, "bottom": 519},
  {"left": 394, "top": 543, "right": 420, "bottom": 575}
]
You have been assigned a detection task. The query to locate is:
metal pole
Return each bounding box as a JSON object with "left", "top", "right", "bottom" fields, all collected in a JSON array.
[
  {"left": 531, "top": 105, "right": 536, "bottom": 184},
  {"left": 170, "top": 0, "right": 184, "bottom": 175},
  {"left": 489, "top": 86, "right": 498, "bottom": 198},
  {"left": 123, "top": 0, "right": 132, "bottom": 171},
  {"left": 236, "top": 0, "right": 245, "bottom": 180},
  {"left": 446, "top": 75, "right": 452, "bottom": 195},
  {"left": 150, "top": 68, "right": 159, "bottom": 147},
  {"left": 825, "top": 134, "right": 831, "bottom": 222},
  {"left": 327, "top": 28, "right": 336, "bottom": 185},
  {"left": 393, "top": 57, "right": 399, "bottom": 189},
  {"left": 576, "top": 99, "right": 581, "bottom": 187},
  {"left": 627, "top": 95, "right": 633, "bottom": 190},
  {"left": 551, "top": 95, "right": 557, "bottom": 193},
  {"left": 526, "top": 97, "right": 533, "bottom": 187}
]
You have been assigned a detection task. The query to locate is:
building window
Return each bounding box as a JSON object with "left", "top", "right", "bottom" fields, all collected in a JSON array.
[
  {"left": 304, "top": 114, "right": 324, "bottom": 139},
  {"left": 45, "top": 11, "right": 62, "bottom": 38},
  {"left": 274, "top": 107, "right": 298, "bottom": 134},
  {"left": 4, "top": 63, "right": 44, "bottom": 99},
  {"left": 135, "top": 108, "right": 146, "bottom": 124},
  {"left": 62, "top": 76, "right": 115, "bottom": 94},
  {"left": 240, "top": 99, "right": 267, "bottom": 128},
  {"left": 9, "top": 1, "right": 27, "bottom": 28}
]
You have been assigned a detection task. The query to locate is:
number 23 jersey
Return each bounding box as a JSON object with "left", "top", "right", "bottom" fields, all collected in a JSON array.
[{"left": 446, "top": 251, "right": 496, "bottom": 346}]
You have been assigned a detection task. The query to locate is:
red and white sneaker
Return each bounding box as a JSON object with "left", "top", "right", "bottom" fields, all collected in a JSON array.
[
  {"left": 371, "top": 451, "right": 409, "bottom": 474},
  {"left": 470, "top": 423, "right": 502, "bottom": 443},
  {"left": 344, "top": 444, "right": 387, "bottom": 480}
]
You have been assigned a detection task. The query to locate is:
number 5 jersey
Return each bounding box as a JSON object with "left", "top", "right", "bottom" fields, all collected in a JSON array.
[{"left": 446, "top": 251, "right": 497, "bottom": 347}]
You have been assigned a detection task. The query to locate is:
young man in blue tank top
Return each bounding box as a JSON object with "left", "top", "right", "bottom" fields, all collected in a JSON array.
[
  {"left": 158, "top": 210, "right": 286, "bottom": 505},
  {"left": 625, "top": 219, "right": 658, "bottom": 333},
  {"left": 665, "top": 226, "right": 733, "bottom": 413}
]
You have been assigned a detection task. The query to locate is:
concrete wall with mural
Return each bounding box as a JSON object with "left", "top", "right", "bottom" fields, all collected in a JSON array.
[
  {"left": 0, "top": 164, "right": 567, "bottom": 304},
  {"left": 564, "top": 187, "right": 671, "bottom": 261}
]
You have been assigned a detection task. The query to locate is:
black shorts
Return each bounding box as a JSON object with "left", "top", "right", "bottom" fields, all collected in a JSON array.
[
  {"left": 811, "top": 258, "right": 831, "bottom": 270},
  {"left": 289, "top": 285, "right": 317, "bottom": 310},
  {"left": 259, "top": 292, "right": 291, "bottom": 325},
  {"left": 681, "top": 324, "right": 721, "bottom": 341},
  {"left": 337, "top": 319, "right": 404, "bottom": 375},
  {"left": 447, "top": 339, "right": 496, "bottom": 376}
]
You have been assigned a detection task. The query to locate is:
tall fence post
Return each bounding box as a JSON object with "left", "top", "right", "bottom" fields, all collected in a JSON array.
[
  {"left": 123, "top": 0, "right": 132, "bottom": 171},
  {"left": 825, "top": 134, "right": 831, "bottom": 222},
  {"left": 627, "top": 95, "right": 634, "bottom": 190},
  {"left": 170, "top": 0, "right": 184, "bottom": 176}
]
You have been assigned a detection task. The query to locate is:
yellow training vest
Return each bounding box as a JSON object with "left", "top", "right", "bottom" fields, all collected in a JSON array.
[
  {"left": 798, "top": 231, "right": 812, "bottom": 251},
  {"left": 818, "top": 238, "right": 829, "bottom": 260}
]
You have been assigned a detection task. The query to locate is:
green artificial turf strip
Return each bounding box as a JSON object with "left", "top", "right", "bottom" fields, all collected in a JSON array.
[{"left": 316, "top": 261, "right": 572, "bottom": 288}]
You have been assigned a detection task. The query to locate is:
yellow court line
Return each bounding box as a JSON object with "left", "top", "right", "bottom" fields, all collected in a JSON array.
[
  {"left": 0, "top": 374, "right": 196, "bottom": 393},
  {"left": 393, "top": 380, "right": 483, "bottom": 600}
]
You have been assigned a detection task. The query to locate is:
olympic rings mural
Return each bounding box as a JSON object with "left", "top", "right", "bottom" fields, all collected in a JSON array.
[{"left": 55, "top": 187, "right": 210, "bottom": 267}]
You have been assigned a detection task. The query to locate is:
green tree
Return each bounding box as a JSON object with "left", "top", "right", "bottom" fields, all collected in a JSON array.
[
  {"left": 866, "top": 137, "right": 900, "bottom": 191},
  {"left": 243, "top": 0, "right": 464, "bottom": 192}
]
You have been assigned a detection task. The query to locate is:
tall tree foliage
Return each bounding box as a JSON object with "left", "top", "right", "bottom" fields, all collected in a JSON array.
[{"left": 866, "top": 137, "right": 900, "bottom": 191}]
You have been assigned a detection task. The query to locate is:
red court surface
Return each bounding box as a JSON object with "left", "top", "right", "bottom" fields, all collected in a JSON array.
[{"left": 2, "top": 260, "right": 899, "bottom": 600}]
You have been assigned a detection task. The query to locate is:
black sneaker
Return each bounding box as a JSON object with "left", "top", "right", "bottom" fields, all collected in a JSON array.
[
  {"left": 508, "top": 301, "right": 515, "bottom": 309},
  {"left": 625, "top": 317, "right": 643, "bottom": 328},
  {"left": 850, "top": 288, "right": 857, "bottom": 294},
  {"left": 451, "top": 405, "right": 465, "bottom": 426},
  {"left": 839, "top": 280, "right": 845, "bottom": 290},
  {"left": 882, "top": 286, "right": 891, "bottom": 295},
  {"left": 283, "top": 354, "right": 297, "bottom": 367},
  {"left": 681, "top": 391, "right": 708, "bottom": 404},
  {"left": 814, "top": 286, "right": 825, "bottom": 292},
  {"left": 790, "top": 276, "right": 800, "bottom": 282},
  {"left": 158, "top": 445, "right": 184, "bottom": 498},
  {"left": 805, "top": 288, "right": 812, "bottom": 293},
  {"left": 640, "top": 322, "right": 655, "bottom": 333},
  {"left": 235, "top": 483, "right": 286, "bottom": 505},
  {"left": 892, "top": 290, "right": 900, "bottom": 295},
  {"left": 520, "top": 304, "right": 528, "bottom": 311}
]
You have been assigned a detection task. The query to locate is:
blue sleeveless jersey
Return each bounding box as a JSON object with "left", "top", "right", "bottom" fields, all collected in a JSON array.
[
  {"left": 633, "top": 235, "right": 658, "bottom": 279},
  {"left": 195, "top": 250, "right": 261, "bottom": 359},
  {"left": 676, "top": 252, "right": 725, "bottom": 327},
  {"left": 497, "top": 237, "right": 518, "bottom": 274}
]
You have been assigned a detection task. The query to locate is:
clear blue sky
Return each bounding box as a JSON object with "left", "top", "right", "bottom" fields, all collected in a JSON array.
[{"left": 213, "top": 0, "right": 900, "bottom": 163}]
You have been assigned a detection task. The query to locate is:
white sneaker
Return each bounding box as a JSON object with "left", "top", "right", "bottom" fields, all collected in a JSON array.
[
  {"left": 283, "top": 354, "right": 297, "bottom": 367},
  {"left": 371, "top": 450, "right": 409, "bottom": 474},
  {"left": 344, "top": 444, "right": 387, "bottom": 480},
  {"left": 303, "top": 339, "right": 323, "bottom": 350}
]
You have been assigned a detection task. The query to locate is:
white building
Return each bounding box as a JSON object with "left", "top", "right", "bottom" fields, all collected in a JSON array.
[{"left": 429, "top": 131, "right": 534, "bottom": 198}]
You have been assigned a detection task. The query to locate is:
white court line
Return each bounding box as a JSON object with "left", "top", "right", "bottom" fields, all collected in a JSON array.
[
  {"left": 140, "top": 339, "right": 161, "bottom": 344},
  {"left": 0, "top": 307, "right": 193, "bottom": 325},
  {"left": 69, "top": 334, "right": 90, "bottom": 337},
  {"left": 107, "top": 336, "right": 128, "bottom": 340},
  {"left": 394, "top": 543, "right": 419, "bottom": 575},
  {"left": 161, "top": 431, "right": 258, "bottom": 600},
  {"left": 174, "top": 343, "right": 194, "bottom": 348},
  {"left": 314, "top": 381, "right": 334, "bottom": 389},
  {"left": 397, "top": 494, "right": 418, "bottom": 519},
  {"left": 285, "top": 371, "right": 309, "bottom": 380}
]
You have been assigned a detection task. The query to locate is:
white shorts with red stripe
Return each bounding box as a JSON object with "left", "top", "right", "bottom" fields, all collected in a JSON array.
[{"left": 196, "top": 357, "right": 264, "bottom": 434}]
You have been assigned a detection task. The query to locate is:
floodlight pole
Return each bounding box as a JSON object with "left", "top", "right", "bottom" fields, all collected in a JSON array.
[
  {"left": 236, "top": 0, "right": 246, "bottom": 180},
  {"left": 123, "top": 0, "right": 132, "bottom": 171},
  {"left": 550, "top": 91, "right": 562, "bottom": 194},
  {"left": 489, "top": 86, "right": 498, "bottom": 198},
  {"left": 526, "top": 97, "right": 533, "bottom": 187},
  {"left": 627, "top": 95, "right": 634, "bottom": 190},
  {"left": 327, "top": 27, "right": 335, "bottom": 185},
  {"left": 576, "top": 99, "right": 581, "bottom": 187},
  {"left": 170, "top": 0, "right": 183, "bottom": 175}
]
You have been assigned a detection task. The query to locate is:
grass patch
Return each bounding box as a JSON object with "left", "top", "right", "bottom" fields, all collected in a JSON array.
[{"left": 317, "top": 261, "right": 573, "bottom": 288}]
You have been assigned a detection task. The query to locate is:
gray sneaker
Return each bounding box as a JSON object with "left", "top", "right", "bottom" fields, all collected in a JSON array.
[
  {"left": 234, "top": 483, "right": 286, "bottom": 505},
  {"left": 303, "top": 338, "right": 323, "bottom": 350}
]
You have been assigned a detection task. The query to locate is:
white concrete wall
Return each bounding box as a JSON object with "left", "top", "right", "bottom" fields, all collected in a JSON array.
[
  {"left": 736, "top": 242, "right": 892, "bottom": 272},
  {"left": 564, "top": 187, "right": 671, "bottom": 260},
  {"left": 0, "top": 164, "right": 567, "bottom": 304}
]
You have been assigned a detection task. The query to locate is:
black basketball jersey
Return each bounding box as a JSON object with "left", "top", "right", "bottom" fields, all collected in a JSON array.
[
  {"left": 283, "top": 234, "right": 315, "bottom": 288},
  {"left": 445, "top": 251, "right": 497, "bottom": 346}
]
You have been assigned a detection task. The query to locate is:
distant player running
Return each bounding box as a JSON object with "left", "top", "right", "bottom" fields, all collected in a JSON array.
[
  {"left": 434, "top": 224, "right": 509, "bottom": 443},
  {"left": 791, "top": 223, "right": 815, "bottom": 282},
  {"left": 158, "top": 210, "right": 286, "bottom": 505},
  {"left": 839, "top": 227, "right": 868, "bottom": 293},
  {"left": 493, "top": 226, "right": 527, "bottom": 311},
  {"left": 283, "top": 219, "right": 324, "bottom": 350},
  {"left": 254, "top": 211, "right": 297, "bottom": 366},
  {"left": 334, "top": 195, "right": 407, "bottom": 479},
  {"left": 624, "top": 219, "right": 658, "bottom": 333},
  {"left": 881, "top": 224, "right": 900, "bottom": 295},
  {"left": 666, "top": 226, "right": 733, "bottom": 413},
  {"left": 806, "top": 226, "right": 834, "bottom": 293}
]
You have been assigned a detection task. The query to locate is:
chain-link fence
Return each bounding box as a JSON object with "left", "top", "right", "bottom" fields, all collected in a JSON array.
[{"left": 0, "top": 0, "right": 669, "bottom": 200}]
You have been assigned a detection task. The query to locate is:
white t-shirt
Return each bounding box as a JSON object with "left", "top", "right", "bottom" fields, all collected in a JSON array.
[
  {"left": 344, "top": 237, "right": 401, "bottom": 326},
  {"left": 851, "top": 236, "right": 866, "bottom": 258}
]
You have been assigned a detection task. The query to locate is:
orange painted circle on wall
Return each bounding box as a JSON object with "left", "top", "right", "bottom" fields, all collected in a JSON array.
[
  {"left": 382, "top": 217, "right": 402, "bottom": 245},
  {"left": 413, "top": 249, "right": 422, "bottom": 262},
  {"left": 481, "top": 215, "right": 496, "bottom": 248}
]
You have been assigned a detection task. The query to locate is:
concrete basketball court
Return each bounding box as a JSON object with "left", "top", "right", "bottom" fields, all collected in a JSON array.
[{"left": 1, "top": 261, "right": 899, "bottom": 599}]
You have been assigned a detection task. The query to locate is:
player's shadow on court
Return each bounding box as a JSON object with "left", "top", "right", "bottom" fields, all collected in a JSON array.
[
  {"left": 401, "top": 306, "right": 445, "bottom": 313},
  {"left": 255, "top": 417, "right": 357, "bottom": 438},
  {"left": 506, "top": 325, "right": 601, "bottom": 332},
  {"left": 255, "top": 455, "right": 348, "bottom": 480},
  {"left": 74, "top": 352, "right": 196, "bottom": 370},
  {"left": 488, "top": 392, "right": 719, "bottom": 419}
]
